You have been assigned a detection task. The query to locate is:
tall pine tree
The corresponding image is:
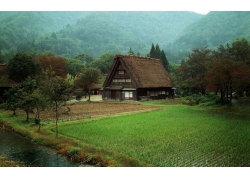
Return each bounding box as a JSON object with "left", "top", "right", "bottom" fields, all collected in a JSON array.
[
  {"left": 160, "top": 50, "right": 169, "bottom": 71},
  {"left": 155, "top": 44, "right": 161, "bottom": 59},
  {"left": 149, "top": 43, "right": 169, "bottom": 72},
  {"left": 149, "top": 44, "right": 156, "bottom": 58}
]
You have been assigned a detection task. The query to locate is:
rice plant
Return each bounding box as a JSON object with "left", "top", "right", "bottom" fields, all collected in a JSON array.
[{"left": 59, "top": 105, "right": 250, "bottom": 167}]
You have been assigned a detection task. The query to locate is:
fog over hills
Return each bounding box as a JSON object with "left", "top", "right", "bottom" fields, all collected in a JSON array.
[{"left": 1, "top": 11, "right": 250, "bottom": 63}]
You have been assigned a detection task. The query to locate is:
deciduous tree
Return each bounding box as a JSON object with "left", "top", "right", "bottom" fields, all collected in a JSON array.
[
  {"left": 36, "top": 55, "right": 68, "bottom": 79},
  {"left": 177, "top": 47, "right": 212, "bottom": 95},
  {"left": 91, "top": 52, "right": 116, "bottom": 74},
  {"left": 75, "top": 53, "right": 94, "bottom": 67},
  {"left": 40, "top": 73, "right": 73, "bottom": 137},
  {"left": 18, "top": 77, "right": 37, "bottom": 121},
  {"left": 3, "top": 86, "right": 20, "bottom": 115},
  {"left": 7, "top": 52, "right": 40, "bottom": 83},
  {"left": 65, "top": 58, "right": 85, "bottom": 77},
  {"left": 74, "top": 68, "right": 101, "bottom": 101}
]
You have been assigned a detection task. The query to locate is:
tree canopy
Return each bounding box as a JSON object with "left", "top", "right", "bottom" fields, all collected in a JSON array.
[
  {"left": 36, "top": 55, "right": 68, "bottom": 79},
  {"left": 7, "top": 52, "right": 40, "bottom": 83},
  {"left": 74, "top": 67, "right": 101, "bottom": 101},
  {"left": 149, "top": 43, "right": 170, "bottom": 71}
]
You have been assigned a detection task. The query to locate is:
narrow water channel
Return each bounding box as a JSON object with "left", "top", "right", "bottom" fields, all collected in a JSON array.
[{"left": 0, "top": 129, "right": 89, "bottom": 167}]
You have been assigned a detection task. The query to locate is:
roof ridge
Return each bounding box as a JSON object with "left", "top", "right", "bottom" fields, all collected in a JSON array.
[{"left": 115, "top": 54, "right": 159, "bottom": 61}]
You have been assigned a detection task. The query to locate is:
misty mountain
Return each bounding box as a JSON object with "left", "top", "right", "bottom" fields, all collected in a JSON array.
[
  {"left": 168, "top": 11, "right": 250, "bottom": 55},
  {"left": 0, "top": 11, "right": 202, "bottom": 59},
  {"left": 1, "top": 11, "right": 250, "bottom": 64},
  {"left": 0, "top": 11, "right": 88, "bottom": 56}
]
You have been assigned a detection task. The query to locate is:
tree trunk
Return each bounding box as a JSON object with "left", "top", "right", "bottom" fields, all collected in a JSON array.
[
  {"left": 88, "top": 87, "right": 91, "bottom": 101},
  {"left": 220, "top": 88, "right": 224, "bottom": 104},
  {"left": 13, "top": 109, "right": 16, "bottom": 116},
  {"left": 226, "top": 86, "right": 229, "bottom": 105},
  {"left": 25, "top": 110, "right": 29, "bottom": 122},
  {"left": 36, "top": 109, "right": 41, "bottom": 132},
  {"left": 229, "top": 86, "right": 233, "bottom": 106},
  {"left": 55, "top": 101, "right": 58, "bottom": 138}
]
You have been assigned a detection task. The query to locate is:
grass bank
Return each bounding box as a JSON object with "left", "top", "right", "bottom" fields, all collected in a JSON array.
[{"left": 0, "top": 106, "right": 155, "bottom": 167}]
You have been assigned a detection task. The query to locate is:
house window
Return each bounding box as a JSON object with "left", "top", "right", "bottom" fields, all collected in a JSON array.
[
  {"left": 126, "top": 79, "right": 131, "bottom": 82},
  {"left": 124, "top": 91, "right": 133, "bottom": 99},
  {"left": 113, "top": 78, "right": 131, "bottom": 83},
  {"left": 119, "top": 70, "right": 125, "bottom": 74},
  {"left": 150, "top": 91, "right": 153, "bottom": 96},
  {"left": 162, "top": 91, "right": 165, "bottom": 94}
]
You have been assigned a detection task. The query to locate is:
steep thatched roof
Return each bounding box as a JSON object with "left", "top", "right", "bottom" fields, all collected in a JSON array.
[
  {"left": 0, "top": 64, "right": 19, "bottom": 87},
  {"left": 104, "top": 54, "right": 174, "bottom": 88}
]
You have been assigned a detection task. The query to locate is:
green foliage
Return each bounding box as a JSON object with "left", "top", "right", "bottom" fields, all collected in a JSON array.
[
  {"left": 39, "top": 72, "right": 73, "bottom": 137},
  {"left": 184, "top": 94, "right": 220, "bottom": 106},
  {"left": 68, "top": 147, "right": 81, "bottom": 156},
  {"left": 149, "top": 43, "right": 170, "bottom": 71},
  {"left": 3, "top": 86, "right": 20, "bottom": 115},
  {"left": 0, "top": 51, "right": 6, "bottom": 64},
  {"left": 229, "top": 37, "right": 250, "bottom": 63},
  {"left": 65, "top": 58, "right": 85, "bottom": 77},
  {"left": 176, "top": 47, "right": 212, "bottom": 95},
  {"left": 91, "top": 52, "right": 117, "bottom": 74},
  {"left": 74, "top": 67, "right": 101, "bottom": 101},
  {"left": 59, "top": 105, "right": 250, "bottom": 167},
  {"left": 40, "top": 73, "right": 73, "bottom": 104},
  {"left": 0, "top": 11, "right": 201, "bottom": 60},
  {"left": 18, "top": 77, "right": 38, "bottom": 121},
  {"left": 7, "top": 52, "right": 41, "bottom": 83},
  {"left": 75, "top": 53, "right": 94, "bottom": 67},
  {"left": 168, "top": 11, "right": 250, "bottom": 63}
]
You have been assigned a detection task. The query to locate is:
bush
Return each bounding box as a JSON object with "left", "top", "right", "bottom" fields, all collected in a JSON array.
[
  {"left": 184, "top": 94, "right": 220, "bottom": 106},
  {"left": 68, "top": 147, "right": 81, "bottom": 156}
]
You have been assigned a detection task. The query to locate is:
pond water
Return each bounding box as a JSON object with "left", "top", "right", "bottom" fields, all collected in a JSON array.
[{"left": 0, "top": 129, "right": 89, "bottom": 167}]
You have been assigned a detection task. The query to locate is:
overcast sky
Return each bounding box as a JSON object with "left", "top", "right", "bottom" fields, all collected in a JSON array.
[{"left": 1, "top": 0, "right": 248, "bottom": 12}]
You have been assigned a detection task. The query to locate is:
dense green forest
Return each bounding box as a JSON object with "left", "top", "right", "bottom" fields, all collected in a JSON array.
[
  {"left": 0, "top": 11, "right": 202, "bottom": 61},
  {"left": 1, "top": 11, "right": 250, "bottom": 64},
  {"left": 167, "top": 11, "right": 250, "bottom": 63},
  {"left": 0, "top": 11, "right": 88, "bottom": 59}
]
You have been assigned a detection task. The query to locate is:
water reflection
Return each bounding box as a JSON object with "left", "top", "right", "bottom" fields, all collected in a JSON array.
[{"left": 0, "top": 129, "right": 87, "bottom": 167}]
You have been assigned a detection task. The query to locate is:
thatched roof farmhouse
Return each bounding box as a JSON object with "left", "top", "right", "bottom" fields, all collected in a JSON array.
[{"left": 101, "top": 54, "right": 174, "bottom": 101}]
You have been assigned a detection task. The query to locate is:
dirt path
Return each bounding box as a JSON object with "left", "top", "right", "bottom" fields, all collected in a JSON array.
[
  {"left": 68, "top": 95, "right": 103, "bottom": 103},
  {"left": 3, "top": 95, "right": 162, "bottom": 121},
  {"left": 24, "top": 95, "right": 160, "bottom": 121}
]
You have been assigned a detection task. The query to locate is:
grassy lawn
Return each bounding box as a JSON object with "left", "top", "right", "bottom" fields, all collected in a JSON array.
[{"left": 59, "top": 104, "right": 250, "bottom": 167}]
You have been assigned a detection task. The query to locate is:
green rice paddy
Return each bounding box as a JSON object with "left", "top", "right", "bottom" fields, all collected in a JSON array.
[{"left": 59, "top": 104, "right": 250, "bottom": 167}]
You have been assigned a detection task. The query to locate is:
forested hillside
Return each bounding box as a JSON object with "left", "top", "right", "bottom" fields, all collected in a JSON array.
[
  {"left": 167, "top": 11, "right": 250, "bottom": 63},
  {"left": 0, "top": 11, "right": 202, "bottom": 60},
  {"left": 1, "top": 11, "right": 250, "bottom": 64},
  {"left": 0, "top": 11, "right": 88, "bottom": 58}
]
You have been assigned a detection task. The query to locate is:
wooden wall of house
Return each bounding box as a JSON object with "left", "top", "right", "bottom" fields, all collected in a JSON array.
[
  {"left": 102, "top": 88, "right": 174, "bottom": 101},
  {"left": 109, "top": 62, "right": 135, "bottom": 88},
  {"left": 137, "top": 88, "right": 174, "bottom": 100},
  {"left": 102, "top": 90, "right": 111, "bottom": 99}
]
